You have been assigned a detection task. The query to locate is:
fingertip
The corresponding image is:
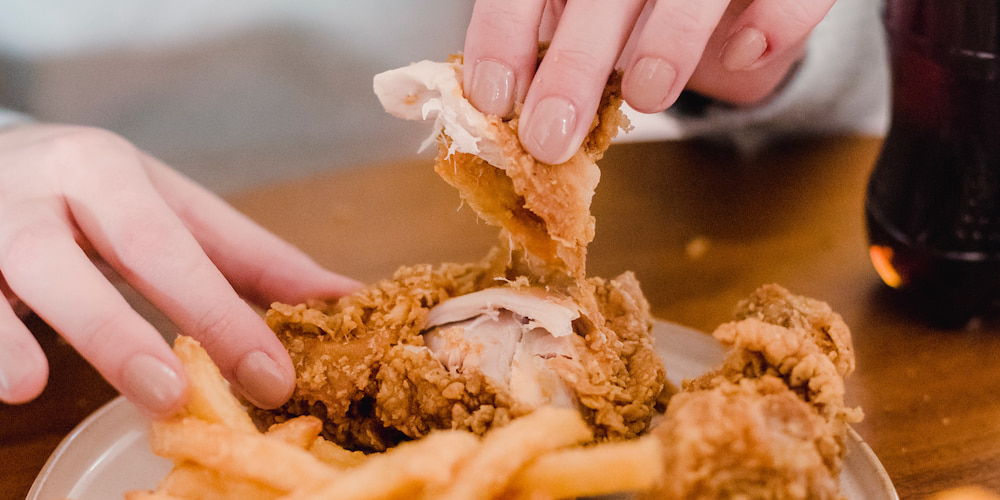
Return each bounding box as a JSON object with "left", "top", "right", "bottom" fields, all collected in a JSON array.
[
  {"left": 120, "top": 352, "right": 189, "bottom": 418},
  {"left": 468, "top": 58, "right": 517, "bottom": 118},
  {"left": 720, "top": 27, "right": 768, "bottom": 72},
  {"left": 234, "top": 349, "right": 294, "bottom": 410},
  {"left": 518, "top": 96, "right": 580, "bottom": 165},
  {"left": 0, "top": 340, "right": 49, "bottom": 404},
  {"left": 622, "top": 56, "right": 679, "bottom": 113}
]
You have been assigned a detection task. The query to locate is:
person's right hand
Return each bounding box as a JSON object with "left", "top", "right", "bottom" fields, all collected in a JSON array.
[
  {"left": 463, "top": 0, "right": 834, "bottom": 164},
  {"left": 0, "top": 124, "right": 362, "bottom": 417}
]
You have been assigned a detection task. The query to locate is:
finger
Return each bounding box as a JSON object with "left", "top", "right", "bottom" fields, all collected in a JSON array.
[
  {"left": 57, "top": 136, "right": 294, "bottom": 409},
  {"left": 141, "top": 156, "right": 363, "bottom": 308},
  {"left": 720, "top": 0, "right": 835, "bottom": 72},
  {"left": 0, "top": 298, "right": 48, "bottom": 404},
  {"left": 1, "top": 274, "right": 33, "bottom": 319},
  {"left": 684, "top": 0, "right": 834, "bottom": 104},
  {"left": 0, "top": 216, "right": 188, "bottom": 416},
  {"left": 537, "top": 0, "right": 566, "bottom": 42},
  {"left": 620, "top": 0, "right": 731, "bottom": 113},
  {"left": 463, "top": 0, "right": 548, "bottom": 117},
  {"left": 518, "top": 0, "right": 646, "bottom": 165}
]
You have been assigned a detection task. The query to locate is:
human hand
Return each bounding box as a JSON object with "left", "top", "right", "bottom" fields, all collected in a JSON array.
[
  {"left": 463, "top": 0, "right": 835, "bottom": 164},
  {"left": 0, "top": 124, "right": 362, "bottom": 417}
]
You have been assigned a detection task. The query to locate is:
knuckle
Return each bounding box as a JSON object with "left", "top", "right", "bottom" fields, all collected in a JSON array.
[
  {"left": 108, "top": 222, "right": 177, "bottom": 276},
  {"left": 38, "top": 126, "right": 141, "bottom": 185},
  {"left": 664, "top": 3, "right": 718, "bottom": 40},
  {"left": 190, "top": 301, "right": 244, "bottom": 351},
  {"left": 0, "top": 224, "right": 62, "bottom": 278},
  {"left": 540, "top": 46, "right": 612, "bottom": 86},
  {"left": 782, "top": 0, "right": 822, "bottom": 29},
  {"left": 48, "top": 125, "right": 133, "bottom": 154},
  {"left": 467, "top": 2, "right": 547, "bottom": 69},
  {"left": 37, "top": 126, "right": 134, "bottom": 164},
  {"left": 73, "top": 306, "right": 135, "bottom": 356}
]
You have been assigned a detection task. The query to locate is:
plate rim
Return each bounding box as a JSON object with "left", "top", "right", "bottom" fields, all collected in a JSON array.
[{"left": 29, "top": 320, "right": 898, "bottom": 500}]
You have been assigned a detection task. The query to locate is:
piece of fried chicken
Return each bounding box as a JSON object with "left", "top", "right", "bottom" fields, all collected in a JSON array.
[
  {"left": 374, "top": 53, "right": 629, "bottom": 280},
  {"left": 248, "top": 53, "right": 664, "bottom": 452},
  {"left": 644, "top": 284, "right": 863, "bottom": 500},
  {"left": 250, "top": 250, "right": 665, "bottom": 452}
]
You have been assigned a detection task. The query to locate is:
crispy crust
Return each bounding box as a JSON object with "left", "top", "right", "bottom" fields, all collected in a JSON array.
[
  {"left": 434, "top": 65, "right": 628, "bottom": 279},
  {"left": 644, "top": 284, "right": 862, "bottom": 500},
  {"left": 251, "top": 251, "right": 665, "bottom": 452}
]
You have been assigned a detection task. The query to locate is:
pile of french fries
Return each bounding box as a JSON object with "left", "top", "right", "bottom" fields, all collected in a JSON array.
[{"left": 126, "top": 337, "right": 664, "bottom": 500}]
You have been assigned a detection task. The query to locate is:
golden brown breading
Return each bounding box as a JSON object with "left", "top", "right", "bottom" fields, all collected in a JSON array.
[
  {"left": 644, "top": 285, "right": 862, "bottom": 500},
  {"left": 689, "top": 284, "right": 862, "bottom": 428},
  {"left": 433, "top": 57, "right": 629, "bottom": 280},
  {"left": 649, "top": 378, "right": 842, "bottom": 500},
  {"left": 251, "top": 250, "right": 665, "bottom": 452}
]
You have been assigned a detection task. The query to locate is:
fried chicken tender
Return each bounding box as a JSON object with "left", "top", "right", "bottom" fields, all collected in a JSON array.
[
  {"left": 645, "top": 284, "right": 863, "bottom": 500},
  {"left": 433, "top": 70, "right": 625, "bottom": 279},
  {"left": 374, "top": 53, "right": 630, "bottom": 279},
  {"left": 251, "top": 250, "right": 665, "bottom": 452}
]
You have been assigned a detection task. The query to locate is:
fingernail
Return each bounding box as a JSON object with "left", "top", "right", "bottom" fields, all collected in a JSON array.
[
  {"left": 122, "top": 354, "right": 185, "bottom": 416},
  {"left": 469, "top": 59, "right": 515, "bottom": 117},
  {"left": 624, "top": 57, "right": 677, "bottom": 112},
  {"left": 522, "top": 96, "right": 577, "bottom": 165},
  {"left": 721, "top": 27, "right": 768, "bottom": 71},
  {"left": 0, "top": 342, "right": 46, "bottom": 403},
  {"left": 236, "top": 350, "right": 293, "bottom": 409}
]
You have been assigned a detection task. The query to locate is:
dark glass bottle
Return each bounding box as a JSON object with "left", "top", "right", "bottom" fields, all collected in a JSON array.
[{"left": 865, "top": 0, "right": 1000, "bottom": 326}]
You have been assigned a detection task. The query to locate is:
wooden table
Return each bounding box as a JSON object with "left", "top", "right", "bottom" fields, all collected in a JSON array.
[{"left": 4, "top": 136, "right": 1000, "bottom": 499}]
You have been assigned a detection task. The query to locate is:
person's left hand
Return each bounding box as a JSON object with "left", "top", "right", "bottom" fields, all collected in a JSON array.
[
  {"left": 463, "top": 0, "right": 835, "bottom": 164},
  {"left": 0, "top": 124, "right": 362, "bottom": 417}
]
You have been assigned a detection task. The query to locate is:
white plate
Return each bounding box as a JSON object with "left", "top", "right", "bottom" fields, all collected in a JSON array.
[{"left": 29, "top": 320, "right": 898, "bottom": 500}]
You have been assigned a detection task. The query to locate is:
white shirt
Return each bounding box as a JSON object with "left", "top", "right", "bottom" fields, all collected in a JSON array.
[{"left": 0, "top": 0, "right": 887, "bottom": 192}]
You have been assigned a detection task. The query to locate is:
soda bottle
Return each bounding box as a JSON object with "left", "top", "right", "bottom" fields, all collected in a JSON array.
[{"left": 865, "top": 0, "right": 1000, "bottom": 326}]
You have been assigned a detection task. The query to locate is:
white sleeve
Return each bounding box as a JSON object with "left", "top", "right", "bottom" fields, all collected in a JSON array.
[
  {"left": 622, "top": 0, "right": 890, "bottom": 153},
  {"left": 0, "top": 108, "right": 34, "bottom": 129}
]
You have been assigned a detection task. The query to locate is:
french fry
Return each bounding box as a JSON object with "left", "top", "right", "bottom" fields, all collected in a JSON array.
[
  {"left": 149, "top": 417, "right": 336, "bottom": 493},
  {"left": 506, "top": 435, "right": 665, "bottom": 499},
  {"left": 437, "top": 407, "right": 593, "bottom": 500},
  {"left": 135, "top": 336, "right": 663, "bottom": 500},
  {"left": 172, "top": 336, "right": 256, "bottom": 432},
  {"left": 308, "top": 436, "right": 368, "bottom": 469},
  {"left": 264, "top": 415, "right": 323, "bottom": 449},
  {"left": 124, "top": 490, "right": 187, "bottom": 500},
  {"left": 287, "top": 430, "right": 481, "bottom": 500},
  {"left": 158, "top": 463, "right": 281, "bottom": 500}
]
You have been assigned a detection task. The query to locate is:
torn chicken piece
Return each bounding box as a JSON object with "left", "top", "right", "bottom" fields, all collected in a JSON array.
[
  {"left": 374, "top": 56, "right": 630, "bottom": 279},
  {"left": 421, "top": 287, "right": 581, "bottom": 410},
  {"left": 372, "top": 59, "right": 504, "bottom": 168}
]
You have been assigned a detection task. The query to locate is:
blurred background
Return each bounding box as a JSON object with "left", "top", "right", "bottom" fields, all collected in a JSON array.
[{"left": 0, "top": 1, "right": 475, "bottom": 193}]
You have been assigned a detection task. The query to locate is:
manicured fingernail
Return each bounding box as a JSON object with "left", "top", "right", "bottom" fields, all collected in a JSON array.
[
  {"left": 236, "top": 350, "right": 293, "bottom": 409},
  {"left": 624, "top": 57, "right": 677, "bottom": 112},
  {"left": 122, "top": 354, "right": 185, "bottom": 416},
  {"left": 721, "top": 27, "right": 768, "bottom": 71},
  {"left": 469, "top": 59, "right": 515, "bottom": 117},
  {"left": 0, "top": 343, "right": 45, "bottom": 403},
  {"left": 522, "top": 96, "right": 577, "bottom": 165}
]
